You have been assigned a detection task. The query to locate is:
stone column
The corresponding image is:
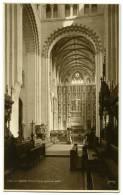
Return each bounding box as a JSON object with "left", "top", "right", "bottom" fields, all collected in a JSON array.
[
  {"left": 107, "top": 5, "right": 119, "bottom": 85},
  {"left": 70, "top": 4, "right": 73, "bottom": 17},
  {"left": 95, "top": 51, "right": 103, "bottom": 139},
  {"left": 9, "top": 5, "right": 23, "bottom": 137},
  {"left": 114, "top": 5, "right": 119, "bottom": 85},
  {"left": 48, "top": 56, "right": 53, "bottom": 131},
  {"left": 40, "top": 5, "right": 46, "bottom": 19},
  {"left": 38, "top": 51, "right": 41, "bottom": 124},
  {"left": 41, "top": 56, "right": 48, "bottom": 125},
  {"left": 51, "top": 4, "right": 54, "bottom": 18},
  {"left": 78, "top": 4, "right": 84, "bottom": 16},
  {"left": 59, "top": 4, "right": 65, "bottom": 18},
  {"left": 17, "top": 5, "right": 23, "bottom": 86},
  {"left": 104, "top": 5, "right": 109, "bottom": 80},
  {"left": 34, "top": 47, "right": 37, "bottom": 124},
  {"left": 9, "top": 5, "right": 12, "bottom": 89},
  {"left": 5, "top": 4, "right": 10, "bottom": 92},
  {"left": 11, "top": 5, "right": 15, "bottom": 86},
  {"left": 37, "top": 50, "right": 40, "bottom": 124}
]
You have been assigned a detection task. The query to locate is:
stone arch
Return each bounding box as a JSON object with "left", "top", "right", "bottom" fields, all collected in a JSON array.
[
  {"left": 42, "top": 24, "right": 103, "bottom": 57},
  {"left": 23, "top": 4, "right": 39, "bottom": 53},
  {"left": 41, "top": 24, "right": 104, "bottom": 138}
]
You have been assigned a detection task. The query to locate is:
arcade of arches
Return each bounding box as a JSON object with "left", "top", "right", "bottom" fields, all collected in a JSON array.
[{"left": 4, "top": 4, "right": 119, "bottom": 191}]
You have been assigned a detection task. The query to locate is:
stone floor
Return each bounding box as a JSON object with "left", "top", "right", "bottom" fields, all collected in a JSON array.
[
  {"left": 46, "top": 144, "right": 73, "bottom": 156},
  {"left": 4, "top": 157, "right": 86, "bottom": 191}
]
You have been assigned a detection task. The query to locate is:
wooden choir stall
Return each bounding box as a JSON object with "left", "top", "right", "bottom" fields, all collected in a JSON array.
[
  {"left": 4, "top": 87, "right": 45, "bottom": 174},
  {"left": 69, "top": 78, "right": 118, "bottom": 190}
]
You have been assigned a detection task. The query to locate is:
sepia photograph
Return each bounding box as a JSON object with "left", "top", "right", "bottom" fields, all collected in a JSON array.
[{"left": 4, "top": 2, "right": 119, "bottom": 192}]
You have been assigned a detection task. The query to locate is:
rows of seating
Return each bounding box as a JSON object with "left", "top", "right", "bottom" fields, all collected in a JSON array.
[
  {"left": 4, "top": 137, "right": 45, "bottom": 171},
  {"left": 70, "top": 144, "right": 88, "bottom": 171},
  {"left": 95, "top": 141, "right": 118, "bottom": 181},
  {"left": 70, "top": 141, "right": 118, "bottom": 190}
]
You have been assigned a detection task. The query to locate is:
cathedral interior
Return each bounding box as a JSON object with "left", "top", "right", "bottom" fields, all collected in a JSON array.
[{"left": 4, "top": 4, "right": 119, "bottom": 191}]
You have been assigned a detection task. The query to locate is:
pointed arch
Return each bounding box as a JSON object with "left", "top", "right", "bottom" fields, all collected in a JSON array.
[
  {"left": 42, "top": 24, "right": 103, "bottom": 57},
  {"left": 23, "top": 4, "right": 39, "bottom": 53}
]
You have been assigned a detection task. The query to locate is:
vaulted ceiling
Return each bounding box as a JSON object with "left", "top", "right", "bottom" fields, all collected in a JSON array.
[{"left": 51, "top": 36, "right": 96, "bottom": 83}]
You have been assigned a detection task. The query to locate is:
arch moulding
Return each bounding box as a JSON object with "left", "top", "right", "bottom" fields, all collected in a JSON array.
[
  {"left": 41, "top": 24, "right": 104, "bottom": 139},
  {"left": 42, "top": 24, "right": 104, "bottom": 58}
]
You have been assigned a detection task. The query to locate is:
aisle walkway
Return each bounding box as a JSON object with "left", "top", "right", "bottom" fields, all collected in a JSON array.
[
  {"left": 46, "top": 144, "right": 73, "bottom": 156},
  {"left": 5, "top": 157, "right": 86, "bottom": 191}
]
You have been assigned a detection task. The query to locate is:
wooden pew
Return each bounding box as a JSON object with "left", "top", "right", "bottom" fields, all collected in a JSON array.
[
  {"left": 5, "top": 138, "right": 45, "bottom": 171},
  {"left": 70, "top": 144, "right": 88, "bottom": 171},
  {"left": 94, "top": 142, "right": 118, "bottom": 189},
  {"left": 70, "top": 144, "right": 78, "bottom": 171},
  {"left": 15, "top": 140, "right": 34, "bottom": 168},
  {"left": 29, "top": 143, "right": 45, "bottom": 167}
]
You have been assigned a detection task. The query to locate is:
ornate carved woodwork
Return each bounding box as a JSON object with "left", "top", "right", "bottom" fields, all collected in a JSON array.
[
  {"left": 99, "top": 78, "right": 118, "bottom": 146},
  {"left": 58, "top": 84, "right": 96, "bottom": 130}
]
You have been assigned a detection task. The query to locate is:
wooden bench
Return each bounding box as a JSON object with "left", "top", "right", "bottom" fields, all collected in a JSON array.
[
  {"left": 5, "top": 138, "right": 45, "bottom": 170},
  {"left": 70, "top": 144, "right": 88, "bottom": 171},
  {"left": 70, "top": 144, "right": 78, "bottom": 171},
  {"left": 15, "top": 140, "right": 34, "bottom": 168},
  {"left": 29, "top": 144, "right": 45, "bottom": 167},
  {"left": 86, "top": 149, "right": 100, "bottom": 170},
  {"left": 95, "top": 143, "right": 118, "bottom": 183}
]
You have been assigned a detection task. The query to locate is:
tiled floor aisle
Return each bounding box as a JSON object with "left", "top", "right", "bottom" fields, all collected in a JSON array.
[
  {"left": 5, "top": 157, "right": 86, "bottom": 191},
  {"left": 46, "top": 144, "right": 73, "bottom": 156}
]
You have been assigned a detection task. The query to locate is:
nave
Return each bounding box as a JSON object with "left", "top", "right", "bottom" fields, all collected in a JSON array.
[
  {"left": 4, "top": 3, "right": 119, "bottom": 192},
  {"left": 4, "top": 142, "right": 118, "bottom": 191},
  {"left": 5, "top": 156, "right": 85, "bottom": 190}
]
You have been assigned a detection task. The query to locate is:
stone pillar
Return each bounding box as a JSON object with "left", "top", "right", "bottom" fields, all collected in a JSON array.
[
  {"left": 48, "top": 56, "right": 53, "bottom": 131},
  {"left": 78, "top": 4, "right": 84, "bottom": 16},
  {"left": 51, "top": 4, "right": 54, "bottom": 18},
  {"left": 11, "top": 5, "right": 15, "bottom": 86},
  {"left": 70, "top": 4, "right": 73, "bottom": 17},
  {"left": 95, "top": 51, "right": 103, "bottom": 139},
  {"left": 37, "top": 50, "right": 39, "bottom": 123},
  {"left": 5, "top": 4, "right": 12, "bottom": 92},
  {"left": 107, "top": 5, "right": 119, "bottom": 85},
  {"left": 59, "top": 4, "right": 65, "bottom": 18},
  {"left": 47, "top": 56, "right": 52, "bottom": 140},
  {"left": 26, "top": 52, "right": 36, "bottom": 123},
  {"left": 5, "top": 4, "right": 10, "bottom": 89},
  {"left": 41, "top": 56, "right": 49, "bottom": 126},
  {"left": 104, "top": 5, "right": 109, "bottom": 80},
  {"left": 17, "top": 4, "right": 23, "bottom": 86},
  {"left": 8, "top": 4, "right": 23, "bottom": 137},
  {"left": 40, "top": 5, "right": 46, "bottom": 19},
  {"left": 39, "top": 51, "right": 41, "bottom": 124},
  {"left": 34, "top": 47, "right": 38, "bottom": 124},
  {"left": 114, "top": 5, "right": 119, "bottom": 85}
]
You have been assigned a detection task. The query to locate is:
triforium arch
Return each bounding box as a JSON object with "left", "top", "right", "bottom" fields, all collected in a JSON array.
[{"left": 41, "top": 24, "right": 104, "bottom": 139}]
